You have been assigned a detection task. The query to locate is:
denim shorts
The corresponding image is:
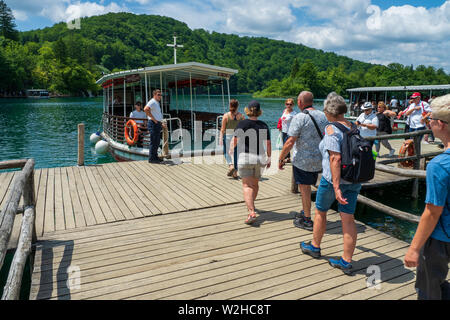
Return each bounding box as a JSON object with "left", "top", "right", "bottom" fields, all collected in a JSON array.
[
  {"left": 315, "top": 177, "right": 362, "bottom": 214},
  {"left": 293, "top": 166, "right": 319, "bottom": 186}
]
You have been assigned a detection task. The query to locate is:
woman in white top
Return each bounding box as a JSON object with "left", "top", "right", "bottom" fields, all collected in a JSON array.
[
  {"left": 356, "top": 102, "right": 378, "bottom": 141},
  {"left": 280, "top": 98, "right": 297, "bottom": 162}
]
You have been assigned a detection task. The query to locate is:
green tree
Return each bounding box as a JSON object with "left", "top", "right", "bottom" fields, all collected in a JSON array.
[{"left": 0, "top": 0, "right": 18, "bottom": 41}]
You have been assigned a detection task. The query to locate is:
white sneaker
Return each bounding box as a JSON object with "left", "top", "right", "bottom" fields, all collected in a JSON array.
[{"left": 389, "top": 149, "right": 395, "bottom": 157}]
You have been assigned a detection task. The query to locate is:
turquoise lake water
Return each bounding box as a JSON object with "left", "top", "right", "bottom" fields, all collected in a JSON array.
[{"left": 0, "top": 95, "right": 422, "bottom": 243}]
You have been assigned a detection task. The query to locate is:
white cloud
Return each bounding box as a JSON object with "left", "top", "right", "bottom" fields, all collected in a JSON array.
[
  {"left": 283, "top": 1, "right": 450, "bottom": 71},
  {"left": 12, "top": 9, "right": 28, "bottom": 21},
  {"left": 63, "top": 1, "right": 127, "bottom": 22},
  {"left": 10, "top": 0, "right": 128, "bottom": 23}
]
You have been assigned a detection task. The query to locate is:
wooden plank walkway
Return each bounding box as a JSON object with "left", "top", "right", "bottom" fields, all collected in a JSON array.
[
  {"left": 0, "top": 141, "right": 444, "bottom": 300},
  {"left": 1, "top": 157, "right": 416, "bottom": 240},
  {"left": 29, "top": 193, "right": 429, "bottom": 300}
]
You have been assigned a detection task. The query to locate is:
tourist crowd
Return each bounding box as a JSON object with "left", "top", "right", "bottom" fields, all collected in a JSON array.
[{"left": 143, "top": 88, "right": 449, "bottom": 300}]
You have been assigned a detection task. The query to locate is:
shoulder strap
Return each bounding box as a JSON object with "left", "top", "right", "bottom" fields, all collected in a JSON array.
[
  {"left": 303, "top": 109, "right": 323, "bottom": 139},
  {"left": 331, "top": 121, "right": 354, "bottom": 133}
]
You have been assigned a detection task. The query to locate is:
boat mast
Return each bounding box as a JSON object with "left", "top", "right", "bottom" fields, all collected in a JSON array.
[{"left": 167, "top": 33, "right": 184, "bottom": 65}]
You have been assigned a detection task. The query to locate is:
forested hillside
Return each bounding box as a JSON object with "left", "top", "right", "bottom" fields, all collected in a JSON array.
[{"left": 1, "top": 11, "right": 449, "bottom": 97}]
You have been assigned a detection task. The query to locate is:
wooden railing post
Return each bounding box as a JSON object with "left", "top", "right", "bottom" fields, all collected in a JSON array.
[
  {"left": 291, "top": 169, "right": 298, "bottom": 194},
  {"left": 78, "top": 123, "right": 85, "bottom": 166},
  {"left": 162, "top": 120, "right": 169, "bottom": 157},
  {"left": 411, "top": 135, "right": 422, "bottom": 199},
  {"left": 0, "top": 159, "right": 36, "bottom": 300}
]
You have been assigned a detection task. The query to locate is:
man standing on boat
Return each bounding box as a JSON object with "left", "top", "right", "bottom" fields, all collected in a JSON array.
[
  {"left": 144, "top": 89, "right": 166, "bottom": 163},
  {"left": 278, "top": 91, "right": 328, "bottom": 231},
  {"left": 404, "top": 94, "right": 450, "bottom": 300}
]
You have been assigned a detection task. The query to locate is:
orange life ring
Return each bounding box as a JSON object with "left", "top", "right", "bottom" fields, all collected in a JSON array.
[
  {"left": 398, "top": 139, "right": 415, "bottom": 168},
  {"left": 125, "top": 119, "right": 139, "bottom": 146}
]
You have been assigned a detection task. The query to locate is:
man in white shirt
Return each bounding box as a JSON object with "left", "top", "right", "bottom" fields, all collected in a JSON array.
[
  {"left": 356, "top": 102, "right": 379, "bottom": 141},
  {"left": 390, "top": 96, "right": 399, "bottom": 112},
  {"left": 144, "top": 89, "right": 165, "bottom": 163},
  {"left": 405, "top": 92, "right": 431, "bottom": 133}
]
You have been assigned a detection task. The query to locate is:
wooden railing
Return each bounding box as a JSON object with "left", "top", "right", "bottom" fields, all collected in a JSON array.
[
  {"left": 361, "top": 129, "right": 439, "bottom": 223},
  {"left": 0, "top": 159, "right": 36, "bottom": 300}
]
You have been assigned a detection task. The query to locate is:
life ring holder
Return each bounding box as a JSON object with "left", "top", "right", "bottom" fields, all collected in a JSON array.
[
  {"left": 398, "top": 139, "right": 415, "bottom": 168},
  {"left": 125, "top": 119, "right": 139, "bottom": 146}
]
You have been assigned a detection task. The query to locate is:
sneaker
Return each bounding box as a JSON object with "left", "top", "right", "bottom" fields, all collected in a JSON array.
[
  {"left": 328, "top": 257, "right": 353, "bottom": 275},
  {"left": 294, "top": 210, "right": 305, "bottom": 220},
  {"left": 302, "top": 216, "right": 314, "bottom": 231},
  {"left": 293, "top": 211, "right": 313, "bottom": 231},
  {"left": 300, "top": 241, "right": 321, "bottom": 258},
  {"left": 388, "top": 149, "right": 395, "bottom": 157}
]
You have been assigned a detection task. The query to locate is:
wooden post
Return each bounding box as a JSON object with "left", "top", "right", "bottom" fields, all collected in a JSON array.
[
  {"left": 162, "top": 120, "right": 169, "bottom": 157},
  {"left": 411, "top": 135, "right": 422, "bottom": 199},
  {"left": 78, "top": 123, "right": 85, "bottom": 166},
  {"left": 291, "top": 169, "right": 298, "bottom": 193}
]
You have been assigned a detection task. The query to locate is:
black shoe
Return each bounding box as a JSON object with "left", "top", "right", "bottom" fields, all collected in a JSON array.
[
  {"left": 149, "top": 158, "right": 164, "bottom": 164},
  {"left": 293, "top": 211, "right": 313, "bottom": 231}
]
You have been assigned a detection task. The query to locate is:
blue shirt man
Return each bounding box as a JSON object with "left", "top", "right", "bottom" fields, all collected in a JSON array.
[
  {"left": 404, "top": 94, "right": 450, "bottom": 300},
  {"left": 426, "top": 149, "right": 450, "bottom": 242}
]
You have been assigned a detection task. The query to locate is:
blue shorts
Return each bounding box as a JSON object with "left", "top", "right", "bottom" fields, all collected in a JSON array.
[
  {"left": 293, "top": 166, "right": 319, "bottom": 186},
  {"left": 315, "top": 177, "right": 362, "bottom": 214}
]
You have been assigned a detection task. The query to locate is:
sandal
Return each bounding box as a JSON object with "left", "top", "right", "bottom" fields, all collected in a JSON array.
[
  {"left": 245, "top": 212, "right": 257, "bottom": 225},
  {"left": 232, "top": 169, "right": 238, "bottom": 179},
  {"left": 227, "top": 166, "right": 234, "bottom": 176}
]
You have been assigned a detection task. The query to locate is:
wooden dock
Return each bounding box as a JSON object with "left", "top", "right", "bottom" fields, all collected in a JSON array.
[{"left": 0, "top": 142, "right": 445, "bottom": 300}]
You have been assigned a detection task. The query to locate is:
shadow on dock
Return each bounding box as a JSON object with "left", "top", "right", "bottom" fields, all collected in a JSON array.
[{"left": 35, "top": 240, "right": 74, "bottom": 300}]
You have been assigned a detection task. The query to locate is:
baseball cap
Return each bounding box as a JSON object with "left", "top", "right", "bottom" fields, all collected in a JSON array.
[
  {"left": 410, "top": 92, "right": 421, "bottom": 99},
  {"left": 247, "top": 100, "right": 261, "bottom": 111},
  {"left": 361, "top": 102, "right": 373, "bottom": 110}
]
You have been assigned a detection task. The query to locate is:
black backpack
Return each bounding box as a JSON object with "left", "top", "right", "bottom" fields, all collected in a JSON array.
[{"left": 332, "top": 122, "right": 375, "bottom": 183}]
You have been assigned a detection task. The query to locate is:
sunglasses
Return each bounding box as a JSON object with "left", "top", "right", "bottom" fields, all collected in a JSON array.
[
  {"left": 429, "top": 117, "right": 448, "bottom": 124},
  {"left": 286, "top": 103, "right": 293, "bottom": 106}
]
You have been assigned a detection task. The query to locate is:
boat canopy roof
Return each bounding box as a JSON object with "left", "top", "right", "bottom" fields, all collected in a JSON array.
[
  {"left": 96, "top": 62, "right": 238, "bottom": 86},
  {"left": 347, "top": 84, "right": 450, "bottom": 93}
]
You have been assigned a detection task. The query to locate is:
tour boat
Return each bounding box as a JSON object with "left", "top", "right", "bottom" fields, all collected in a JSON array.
[
  {"left": 95, "top": 61, "right": 238, "bottom": 161},
  {"left": 26, "top": 89, "right": 50, "bottom": 99},
  {"left": 347, "top": 84, "right": 450, "bottom": 117}
]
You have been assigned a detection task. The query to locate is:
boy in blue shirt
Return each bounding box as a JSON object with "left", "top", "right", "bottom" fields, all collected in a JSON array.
[{"left": 404, "top": 94, "right": 450, "bottom": 300}]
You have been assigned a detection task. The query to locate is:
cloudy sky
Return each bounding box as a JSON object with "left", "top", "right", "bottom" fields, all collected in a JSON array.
[{"left": 7, "top": 0, "right": 450, "bottom": 72}]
